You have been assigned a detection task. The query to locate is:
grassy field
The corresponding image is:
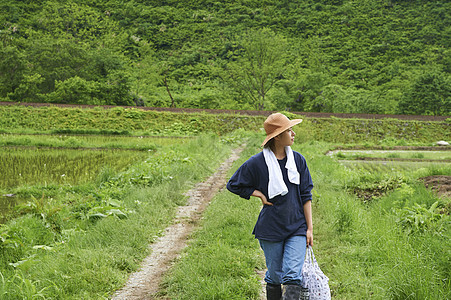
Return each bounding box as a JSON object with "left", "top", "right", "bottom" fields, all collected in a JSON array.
[
  {"left": 0, "top": 133, "right": 236, "bottom": 299},
  {"left": 161, "top": 136, "right": 265, "bottom": 299},
  {"left": 305, "top": 142, "right": 450, "bottom": 299},
  {"left": 0, "top": 105, "right": 449, "bottom": 299},
  {"left": 161, "top": 137, "right": 450, "bottom": 299}
]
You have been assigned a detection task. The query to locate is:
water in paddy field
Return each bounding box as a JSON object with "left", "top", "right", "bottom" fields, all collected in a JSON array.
[
  {"left": 0, "top": 147, "right": 149, "bottom": 188},
  {"left": 0, "top": 194, "right": 25, "bottom": 223},
  {"left": 0, "top": 147, "right": 148, "bottom": 222}
]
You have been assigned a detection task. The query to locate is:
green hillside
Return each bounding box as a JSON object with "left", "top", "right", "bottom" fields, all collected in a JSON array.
[{"left": 1, "top": 0, "right": 450, "bottom": 115}]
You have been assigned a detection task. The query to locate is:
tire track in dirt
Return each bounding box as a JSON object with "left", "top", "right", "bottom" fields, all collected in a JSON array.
[{"left": 111, "top": 146, "right": 245, "bottom": 300}]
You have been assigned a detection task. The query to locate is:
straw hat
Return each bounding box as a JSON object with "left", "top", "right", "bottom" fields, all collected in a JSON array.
[{"left": 261, "top": 113, "right": 302, "bottom": 147}]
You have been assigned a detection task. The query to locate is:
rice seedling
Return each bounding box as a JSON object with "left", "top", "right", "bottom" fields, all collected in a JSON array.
[
  {"left": 0, "top": 133, "right": 192, "bottom": 151},
  {"left": 0, "top": 148, "right": 149, "bottom": 189}
]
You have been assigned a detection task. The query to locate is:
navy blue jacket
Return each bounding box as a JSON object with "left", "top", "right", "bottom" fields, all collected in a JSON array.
[{"left": 226, "top": 151, "right": 313, "bottom": 242}]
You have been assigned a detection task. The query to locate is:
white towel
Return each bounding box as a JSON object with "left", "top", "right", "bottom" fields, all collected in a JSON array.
[{"left": 263, "top": 146, "right": 300, "bottom": 199}]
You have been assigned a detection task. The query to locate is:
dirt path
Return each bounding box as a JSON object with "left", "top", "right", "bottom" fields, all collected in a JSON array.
[{"left": 111, "top": 146, "right": 248, "bottom": 299}]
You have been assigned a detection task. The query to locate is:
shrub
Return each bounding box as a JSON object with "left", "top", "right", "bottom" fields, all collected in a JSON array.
[{"left": 395, "top": 201, "right": 449, "bottom": 235}]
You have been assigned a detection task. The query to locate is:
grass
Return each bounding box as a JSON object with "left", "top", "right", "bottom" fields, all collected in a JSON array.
[
  {"left": 161, "top": 190, "right": 264, "bottom": 299},
  {"left": 0, "top": 105, "right": 449, "bottom": 143},
  {"left": 302, "top": 141, "right": 450, "bottom": 299},
  {"left": 15, "top": 185, "right": 185, "bottom": 299},
  {"left": 339, "top": 160, "right": 451, "bottom": 173},
  {"left": 0, "top": 133, "right": 192, "bottom": 150},
  {"left": 330, "top": 149, "right": 451, "bottom": 161},
  {"left": 0, "top": 105, "right": 266, "bottom": 136},
  {"left": 161, "top": 136, "right": 265, "bottom": 299},
  {"left": 0, "top": 105, "right": 449, "bottom": 299},
  {"left": 0, "top": 134, "right": 235, "bottom": 299},
  {"left": 161, "top": 137, "right": 450, "bottom": 299}
]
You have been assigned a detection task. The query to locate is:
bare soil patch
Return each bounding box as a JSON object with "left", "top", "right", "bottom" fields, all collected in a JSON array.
[
  {"left": 347, "top": 170, "right": 451, "bottom": 204},
  {"left": 420, "top": 175, "right": 451, "bottom": 199},
  {"left": 352, "top": 179, "right": 403, "bottom": 203},
  {"left": 111, "top": 146, "right": 244, "bottom": 300}
]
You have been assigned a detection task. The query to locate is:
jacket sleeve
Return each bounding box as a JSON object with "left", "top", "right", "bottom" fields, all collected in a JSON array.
[
  {"left": 297, "top": 154, "right": 314, "bottom": 204},
  {"left": 226, "top": 162, "right": 256, "bottom": 200}
]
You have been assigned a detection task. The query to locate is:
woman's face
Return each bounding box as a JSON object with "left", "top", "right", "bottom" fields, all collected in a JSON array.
[{"left": 275, "top": 127, "right": 295, "bottom": 147}]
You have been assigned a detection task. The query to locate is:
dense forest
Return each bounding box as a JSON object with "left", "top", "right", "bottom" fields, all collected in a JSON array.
[{"left": 1, "top": 0, "right": 450, "bottom": 115}]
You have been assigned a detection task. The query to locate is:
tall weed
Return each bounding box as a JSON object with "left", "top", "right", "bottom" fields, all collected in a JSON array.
[{"left": 0, "top": 134, "right": 234, "bottom": 298}]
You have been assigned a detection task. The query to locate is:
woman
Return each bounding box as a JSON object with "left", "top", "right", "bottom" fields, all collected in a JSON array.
[{"left": 227, "top": 113, "right": 313, "bottom": 300}]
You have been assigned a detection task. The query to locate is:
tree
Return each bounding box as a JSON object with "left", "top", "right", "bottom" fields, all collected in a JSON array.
[
  {"left": 48, "top": 76, "right": 100, "bottom": 105},
  {"left": 7, "top": 73, "right": 45, "bottom": 102},
  {"left": 398, "top": 70, "right": 451, "bottom": 116},
  {"left": 128, "top": 41, "right": 161, "bottom": 105},
  {"left": 25, "top": 37, "right": 88, "bottom": 94},
  {"left": 222, "top": 28, "right": 288, "bottom": 110},
  {"left": 0, "top": 46, "right": 27, "bottom": 98}
]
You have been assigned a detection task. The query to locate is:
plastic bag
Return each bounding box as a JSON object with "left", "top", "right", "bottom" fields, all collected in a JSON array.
[{"left": 301, "top": 246, "right": 331, "bottom": 300}]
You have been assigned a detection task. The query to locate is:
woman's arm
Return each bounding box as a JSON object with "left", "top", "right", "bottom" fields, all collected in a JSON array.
[
  {"left": 227, "top": 162, "right": 258, "bottom": 200},
  {"left": 303, "top": 200, "right": 313, "bottom": 246},
  {"left": 252, "top": 190, "right": 273, "bottom": 206}
]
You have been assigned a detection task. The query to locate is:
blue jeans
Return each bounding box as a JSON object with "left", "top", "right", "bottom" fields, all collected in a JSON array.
[{"left": 259, "top": 235, "right": 307, "bottom": 286}]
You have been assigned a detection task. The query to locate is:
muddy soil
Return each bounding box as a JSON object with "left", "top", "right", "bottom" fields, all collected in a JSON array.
[
  {"left": 420, "top": 175, "right": 451, "bottom": 199},
  {"left": 352, "top": 175, "right": 451, "bottom": 203}
]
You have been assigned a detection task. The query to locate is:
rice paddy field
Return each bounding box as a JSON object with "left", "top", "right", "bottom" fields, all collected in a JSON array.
[
  {"left": 329, "top": 149, "right": 451, "bottom": 161},
  {"left": 339, "top": 159, "right": 450, "bottom": 173},
  {"left": 0, "top": 134, "right": 193, "bottom": 223},
  {"left": 0, "top": 148, "right": 148, "bottom": 188},
  {"left": 327, "top": 148, "right": 451, "bottom": 172},
  {"left": 0, "top": 133, "right": 191, "bottom": 150}
]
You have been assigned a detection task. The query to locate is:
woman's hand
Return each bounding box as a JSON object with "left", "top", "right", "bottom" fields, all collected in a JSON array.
[
  {"left": 251, "top": 190, "right": 273, "bottom": 206},
  {"left": 303, "top": 200, "right": 313, "bottom": 246},
  {"left": 306, "top": 228, "right": 313, "bottom": 247}
]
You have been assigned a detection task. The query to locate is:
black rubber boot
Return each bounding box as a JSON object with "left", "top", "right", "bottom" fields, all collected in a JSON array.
[
  {"left": 299, "top": 286, "right": 310, "bottom": 300},
  {"left": 266, "top": 283, "right": 282, "bottom": 300},
  {"left": 282, "top": 284, "right": 302, "bottom": 300}
]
